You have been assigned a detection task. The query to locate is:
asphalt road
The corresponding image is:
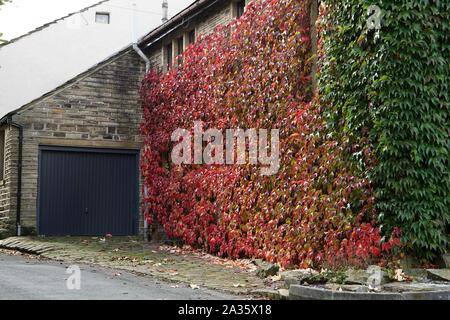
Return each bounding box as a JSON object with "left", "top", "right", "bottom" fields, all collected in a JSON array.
[{"left": 0, "top": 253, "right": 242, "bottom": 300}]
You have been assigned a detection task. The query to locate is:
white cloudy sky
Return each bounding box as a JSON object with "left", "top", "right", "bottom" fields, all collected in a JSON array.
[{"left": 0, "top": 0, "right": 193, "bottom": 40}]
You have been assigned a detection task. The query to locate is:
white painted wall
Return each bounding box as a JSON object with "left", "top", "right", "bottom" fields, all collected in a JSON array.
[{"left": 0, "top": 0, "right": 195, "bottom": 116}]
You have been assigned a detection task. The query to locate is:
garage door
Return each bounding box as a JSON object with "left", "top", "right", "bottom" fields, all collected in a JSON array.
[{"left": 38, "top": 146, "right": 139, "bottom": 236}]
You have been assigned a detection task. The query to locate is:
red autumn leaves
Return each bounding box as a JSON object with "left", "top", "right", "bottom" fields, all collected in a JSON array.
[{"left": 140, "top": 0, "right": 400, "bottom": 268}]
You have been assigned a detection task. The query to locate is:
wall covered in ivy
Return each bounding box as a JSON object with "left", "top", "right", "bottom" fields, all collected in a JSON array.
[
  {"left": 140, "top": 0, "right": 402, "bottom": 268},
  {"left": 319, "top": 0, "right": 449, "bottom": 261}
]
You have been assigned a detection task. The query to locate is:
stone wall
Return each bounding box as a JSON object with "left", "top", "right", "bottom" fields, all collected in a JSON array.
[
  {"left": 196, "top": 1, "right": 233, "bottom": 36},
  {"left": 0, "top": 0, "right": 247, "bottom": 237},
  {"left": 146, "top": 0, "right": 238, "bottom": 70},
  {"left": 0, "top": 125, "right": 19, "bottom": 237},
  {"left": 3, "top": 49, "right": 145, "bottom": 235}
]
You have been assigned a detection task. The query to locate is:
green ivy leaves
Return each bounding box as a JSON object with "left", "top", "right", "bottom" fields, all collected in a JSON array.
[{"left": 320, "top": 0, "right": 450, "bottom": 262}]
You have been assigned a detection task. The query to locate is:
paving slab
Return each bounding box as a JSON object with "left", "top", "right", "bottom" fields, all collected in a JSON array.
[
  {"left": 289, "top": 285, "right": 404, "bottom": 300},
  {"left": 383, "top": 282, "right": 450, "bottom": 293},
  {"left": 0, "top": 253, "right": 243, "bottom": 300},
  {"left": 426, "top": 269, "right": 450, "bottom": 282},
  {"left": 289, "top": 284, "right": 450, "bottom": 300},
  {"left": 0, "top": 236, "right": 267, "bottom": 296}
]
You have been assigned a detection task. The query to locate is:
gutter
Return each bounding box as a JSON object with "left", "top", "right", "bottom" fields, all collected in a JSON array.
[
  {"left": 0, "top": 116, "right": 23, "bottom": 236},
  {"left": 141, "top": 0, "right": 221, "bottom": 49},
  {"left": 133, "top": 0, "right": 221, "bottom": 69}
]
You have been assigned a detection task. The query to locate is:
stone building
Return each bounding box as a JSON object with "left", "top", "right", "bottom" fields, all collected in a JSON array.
[{"left": 0, "top": 0, "right": 248, "bottom": 237}]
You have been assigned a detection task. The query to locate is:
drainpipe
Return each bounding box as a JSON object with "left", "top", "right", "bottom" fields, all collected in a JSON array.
[
  {"left": 143, "top": 185, "right": 149, "bottom": 241},
  {"left": 133, "top": 44, "right": 150, "bottom": 72},
  {"left": 6, "top": 117, "right": 23, "bottom": 236},
  {"left": 131, "top": 3, "right": 150, "bottom": 72},
  {"left": 143, "top": 219, "right": 148, "bottom": 241},
  {"left": 132, "top": 8, "right": 149, "bottom": 239},
  {"left": 131, "top": 3, "right": 149, "bottom": 243}
]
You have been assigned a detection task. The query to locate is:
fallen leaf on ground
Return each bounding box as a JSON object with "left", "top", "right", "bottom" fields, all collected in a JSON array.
[
  {"left": 394, "top": 269, "right": 406, "bottom": 282},
  {"left": 142, "top": 260, "right": 154, "bottom": 264},
  {"left": 368, "top": 285, "right": 382, "bottom": 292},
  {"left": 270, "top": 274, "right": 282, "bottom": 282}
]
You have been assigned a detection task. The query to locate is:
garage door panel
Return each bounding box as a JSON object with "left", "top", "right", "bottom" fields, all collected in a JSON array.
[
  {"left": 38, "top": 147, "right": 139, "bottom": 236},
  {"left": 39, "top": 150, "right": 85, "bottom": 235}
]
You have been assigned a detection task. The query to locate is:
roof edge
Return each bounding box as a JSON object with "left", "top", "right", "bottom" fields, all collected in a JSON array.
[
  {"left": 138, "top": 0, "right": 221, "bottom": 47},
  {"left": 0, "top": 45, "right": 136, "bottom": 121},
  {"left": 0, "top": 0, "right": 110, "bottom": 48}
]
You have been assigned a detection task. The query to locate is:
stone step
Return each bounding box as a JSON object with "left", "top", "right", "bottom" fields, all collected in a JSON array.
[
  {"left": 289, "top": 283, "right": 450, "bottom": 300},
  {"left": 427, "top": 269, "right": 450, "bottom": 282},
  {"left": 0, "top": 237, "right": 54, "bottom": 255}
]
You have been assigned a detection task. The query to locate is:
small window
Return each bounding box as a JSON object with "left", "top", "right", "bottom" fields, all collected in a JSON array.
[
  {"left": 177, "top": 37, "right": 184, "bottom": 66},
  {"left": 177, "top": 37, "right": 184, "bottom": 56},
  {"left": 188, "top": 29, "right": 196, "bottom": 45},
  {"left": 236, "top": 0, "right": 245, "bottom": 18},
  {"left": 95, "top": 12, "right": 110, "bottom": 24},
  {"left": 0, "top": 130, "right": 5, "bottom": 181},
  {"left": 165, "top": 43, "right": 173, "bottom": 69}
]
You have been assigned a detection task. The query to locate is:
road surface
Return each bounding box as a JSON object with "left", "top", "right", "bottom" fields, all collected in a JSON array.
[{"left": 0, "top": 253, "right": 242, "bottom": 300}]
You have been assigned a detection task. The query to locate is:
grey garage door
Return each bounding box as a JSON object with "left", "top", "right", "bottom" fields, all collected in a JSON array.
[{"left": 38, "top": 146, "right": 139, "bottom": 236}]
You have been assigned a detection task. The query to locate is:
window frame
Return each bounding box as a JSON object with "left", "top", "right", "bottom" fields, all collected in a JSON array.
[
  {"left": 235, "top": 0, "right": 246, "bottom": 18},
  {"left": 176, "top": 37, "right": 184, "bottom": 66},
  {"left": 188, "top": 29, "right": 196, "bottom": 45},
  {"left": 95, "top": 12, "right": 110, "bottom": 24},
  {"left": 165, "top": 43, "right": 173, "bottom": 69}
]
